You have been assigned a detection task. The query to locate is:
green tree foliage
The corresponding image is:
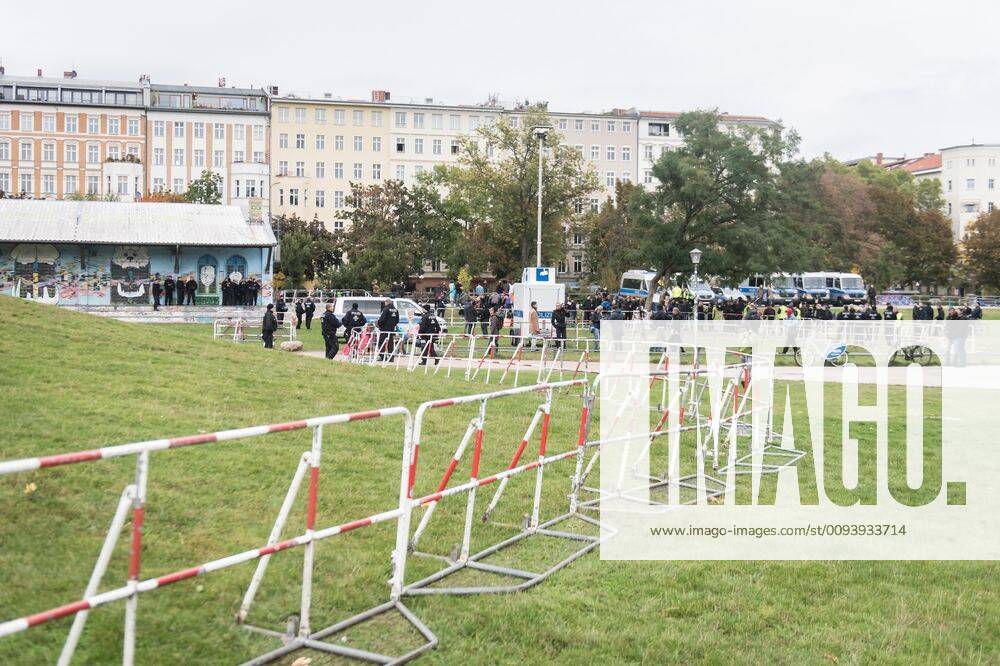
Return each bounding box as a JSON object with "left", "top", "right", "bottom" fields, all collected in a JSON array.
[
  {"left": 581, "top": 180, "right": 642, "bottom": 288},
  {"left": 431, "top": 107, "right": 600, "bottom": 278},
  {"left": 184, "top": 170, "right": 223, "bottom": 204},
  {"left": 962, "top": 209, "right": 1000, "bottom": 290},
  {"left": 322, "top": 180, "right": 459, "bottom": 289},
  {"left": 632, "top": 110, "right": 804, "bottom": 306},
  {"left": 271, "top": 214, "right": 339, "bottom": 287}
]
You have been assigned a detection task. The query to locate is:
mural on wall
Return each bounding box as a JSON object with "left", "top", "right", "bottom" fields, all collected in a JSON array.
[
  {"left": 197, "top": 254, "right": 218, "bottom": 296},
  {"left": 9, "top": 243, "right": 60, "bottom": 300},
  {"left": 111, "top": 245, "right": 150, "bottom": 304}
]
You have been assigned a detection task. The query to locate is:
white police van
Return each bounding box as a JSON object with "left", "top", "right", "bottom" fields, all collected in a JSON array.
[{"left": 331, "top": 296, "right": 447, "bottom": 337}]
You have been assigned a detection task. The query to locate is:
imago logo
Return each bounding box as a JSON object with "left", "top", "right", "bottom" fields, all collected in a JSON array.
[{"left": 596, "top": 319, "right": 999, "bottom": 560}]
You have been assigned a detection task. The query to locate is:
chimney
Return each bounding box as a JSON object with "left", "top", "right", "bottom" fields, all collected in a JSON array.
[
  {"left": 218, "top": 76, "right": 226, "bottom": 87},
  {"left": 372, "top": 89, "right": 390, "bottom": 103},
  {"left": 63, "top": 70, "right": 77, "bottom": 79},
  {"left": 37, "top": 68, "right": 43, "bottom": 77},
  {"left": 0, "top": 65, "right": 5, "bottom": 75},
  {"left": 324, "top": 92, "right": 332, "bottom": 99},
  {"left": 268, "top": 85, "right": 279, "bottom": 96},
  {"left": 875, "top": 152, "right": 883, "bottom": 166}
]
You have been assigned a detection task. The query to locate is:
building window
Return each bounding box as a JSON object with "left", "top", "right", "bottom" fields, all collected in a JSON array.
[
  {"left": 622, "top": 146, "right": 631, "bottom": 162},
  {"left": 116, "top": 175, "right": 128, "bottom": 195},
  {"left": 234, "top": 125, "right": 247, "bottom": 142},
  {"left": 590, "top": 145, "right": 599, "bottom": 160},
  {"left": 87, "top": 175, "right": 99, "bottom": 194},
  {"left": 573, "top": 232, "right": 583, "bottom": 245},
  {"left": 395, "top": 164, "right": 405, "bottom": 180},
  {"left": 87, "top": 116, "right": 99, "bottom": 133},
  {"left": 967, "top": 158, "right": 975, "bottom": 167},
  {"left": 414, "top": 138, "right": 424, "bottom": 154},
  {"left": 353, "top": 163, "right": 362, "bottom": 179},
  {"left": 947, "top": 180, "right": 952, "bottom": 192},
  {"left": 153, "top": 148, "right": 165, "bottom": 165},
  {"left": 316, "top": 134, "right": 326, "bottom": 150},
  {"left": 372, "top": 163, "right": 381, "bottom": 180},
  {"left": 371, "top": 111, "right": 383, "bottom": 127},
  {"left": 334, "top": 162, "right": 344, "bottom": 178},
  {"left": 173, "top": 149, "right": 184, "bottom": 166},
  {"left": 214, "top": 124, "right": 225, "bottom": 140},
  {"left": 947, "top": 202, "right": 952, "bottom": 215},
  {"left": 0, "top": 172, "right": 10, "bottom": 194},
  {"left": 573, "top": 254, "right": 583, "bottom": 273},
  {"left": 0, "top": 112, "right": 9, "bottom": 131},
  {"left": 214, "top": 150, "right": 225, "bottom": 168},
  {"left": 87, "top": 144, "right": 99, "bottom": 163},
  {"left": 0, "top": 141, "right": 9, "bottom": 161},
  {"left": 574, "top": 119, "right": 584, "bottom": 131},
  {"left": 19, "top": 141, "right": 33, "bottom": 161},
  {"left": 20, "top": 173, "right": 33, "bottom": 194},
  {"left": 967, "top": 178, "right": 976, "bottom": 190},
  {"left": 432, "top": 114, "right": 443, "bottom": 130},
  {"left": 353, "top": 136, "right": 363, "bottom": 151},
  {"left": 989, "top": 178, "right": 995, "bottom": 190},
  {"left": 173, "top": 122, "right": 185, "bottom": 138},
  {"left": 193, "top": 122, "right": 205, "bottom": 139},
  {"left": 413, "top": 112, "right": 425, "bottom": 129},
  {"left": 289, "top": 188, "right": 300, "bottom": 205},
  {"left": 432, "top": 139, "right": 442, "bottom": 155},
  {"left": 574, "top": 199, "right": 583, "bottom": 214},
  {"left": 558, "top": 260, "right": 566, "bottom": 274},
  {"left": 106, "top": 144, "right": 120, "bottom": 160},
  {"left": 193, "top": 149, "right": 205, "bottom": 167},
  {"left": 607, "top": 146, "right": 615, "bottom": 160},
  {"left": 622, "top": 171, "right": 631, "bottom": 182},
  {"left": 127, "top": 118, "right": 139, "bottom": 136},
  {"left": 557, "top": 118, "right": 567, "bottom": 130},
  {"left": 334, "top": 191, "right": 344, "bottom": 208},
  {"left": 107, "top": 118, "right": 120, "bottom": 135},
  {"left": 295, "top": 161, "right": 304, "bottom": 177},
  {"left": 450, "top": 140, "right": 460, "bottom": 155},
  {"left": 469, "top": 115, "right": 480, "bottom": 130},
  {"left": 20, "top": 112, "right": 34, "bottom": 132},
  {"left": 643, "top": 145, "right": 653, "bottom": 160},
  {"left": 279, "top": 133, "right": 288, "bottom": 148},
  {"left": 253, "top": 151, "right": 264, "bottom": 163},
  {"left": 42, "top": 142, "right": 55, "bottom": 162},
  {"left": 607, "top": 120, "right": 616, "bottom": 132},
  {"left": 372, "top": 136, "right": 381, "bottom": 151},
  {"left": 396, "top": 137, "right": 406, "bottom": 153},
  {"left": 589, "top": 120, "right": 599, "bottom": 132},
  {"left": 394, "top": 111, "right": 408, "bottom": 128},
  {"left": 316, "top": 190, "right": 325, "bottom": 208},
  {"left": 623, "top": 121, "right": 632, "bottom": 133},
  {"left": 316, "top": 162, "right": 325, "bottom": 178},
  {"left": 292, "top": 108, "right": 305, "bottom": 124},
  {"left": 152, "top": 178, "right": 164, "bottom": 192},
  {"left": 643, "top": 170, "right": 653, "bottom": 184},
  {"left": 649, "top": 122, "right": 670, "bottom": 136},
  {"left": 42, "top": 114, "right": 55, "bottom": 132},
  {"left": 295, "top": 133, "right": 305, "bottom": 149},
  {"left": 989, "top": 202, "right": 995, "bottom": 213},
  {"left": 65, "top": 115, "right": 77, "bottom": 133},
  {"left": 253, "top": 125, "right": 264, "bottom": 141},
  {"left": 590, "top": 198, "right": 599, "bottom": 213},
  {"left": 64, "top": 174, "right": 78, "bottom": 194},
  {"left": 42, "top": 174, "right": 56, "bottom": 195},
  {"left": 450, "top": 114, "right": 461, "bottom": 130},
  {"left": 277, "top": 108, "right": 289, "bottom": 123},
  {"left": 335, "top": 135, "right": 344, "bottom": 151},
  {"left": 606, "top": 171, "right": 615, "bottom": 187}
]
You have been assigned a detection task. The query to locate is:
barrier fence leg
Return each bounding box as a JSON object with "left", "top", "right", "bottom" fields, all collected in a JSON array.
[
  {"left": 482, "top": 406, "right": 544, "bottom": 523},
  {"left": 123, "top": 450, "right": 149, "bottom": 666},
  {"left": 237, "top": 452, "right": 311, "bottom": 625},
  {"left": 299, "top": 426, "right": 323, "bottom": 638},
  {"left": 58, "top": 484, "right": 136, "bottom": 666},
  {"left": 529, "top": 393, "right": 552, "bottom": 530},
  {"left": 390, "top": 414, "right": 416, "bottom": 600},
  {"left": 411, "top": 419, "right": 478, "bottom": 550},
  {"left": 568, "top": 389, "right": 594, "bottom": 514},
  {"left": 460, "top": 403, "right": 487, "bottom": 562}
]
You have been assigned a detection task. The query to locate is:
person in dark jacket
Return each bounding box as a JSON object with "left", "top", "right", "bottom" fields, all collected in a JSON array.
[
  {"left": 164, "top": 275, "right": 175, "bottom": 306},
  {"left": 262, "top": 304, "right": 278, "bottom": 349},
  {"left": 376, "top": 298, "right": 400, "bottom": 361},
  {"left": 304, "top": 298, "right": 316, "bottom": 329},
  {"left": 590, "top": 306, "right": 603, "bottom": 340},
  {"left": 418, "top": 305, "right": 442, "bottom": 365},
  {"left": 551, "top": 302, "right": 568, "bottom": 348},
  {"left": 294, "top": 299, "right": 305, "bottom": 330},
  {"left": 463, "top": 298, "right": 477, "bottom": 335},
  {"left": 320, "top": 303, "right": 341, "bottom": 359},
  {"left": 342, "top": 303, "right": 367, "bottom": 344},
  {"left": 488, "top": 307, "right": 503, "bottom": 350},
  {"left": 185, "top": 275, "right": 198, "bottom": 305},
  {"left": 151, "top": 275, "right": 162, "bottom": 310},
  {"left": 275, "top": 297, "right": 288, "bottom": 325}
]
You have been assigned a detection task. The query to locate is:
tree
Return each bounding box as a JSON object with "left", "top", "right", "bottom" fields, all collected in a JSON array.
[
  {"left": 139, "top": 191, "right": 187, "bottom": 203},
  {"left": 323, "top": 180, "right": 456, "bottom": 289},
  {"left": 432, "top": 107, "right": 600, "bottom": 278},
  {"left": 963, "top": 209, "right": 1000, "bottom": 290},
  {"left": 581, "top": 180, "right": 642, "bottom": 288},
  {"left": 271, "top": 214, "right": 340, "bottom": 287},
  {"left": 632, "top": 109, "right": 803, "bottom": 307},
  {"left": 185, "top": 170, "right": 223, "bottom": 204}
]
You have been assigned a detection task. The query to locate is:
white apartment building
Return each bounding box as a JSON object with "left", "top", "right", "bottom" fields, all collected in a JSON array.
[
  {"left": 146, "top": 83, "right": 270, "bottom": 220},
  {"left": 938, "top": 145, "right": 1000, "bottom": 240}
]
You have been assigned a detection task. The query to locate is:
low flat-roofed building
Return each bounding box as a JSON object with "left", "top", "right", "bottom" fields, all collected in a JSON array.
[{"left": 0, "top": 199, "right": 276, "bottom": 306}]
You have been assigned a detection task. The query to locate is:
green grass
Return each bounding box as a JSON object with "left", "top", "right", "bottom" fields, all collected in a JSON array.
[{"left": 0, "top": 295, "right": 997, "bottom": 664}]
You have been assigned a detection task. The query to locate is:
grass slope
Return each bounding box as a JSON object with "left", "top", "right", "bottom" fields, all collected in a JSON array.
[{"left": 0, "top": 296, "right": 997, "bottom": 664}]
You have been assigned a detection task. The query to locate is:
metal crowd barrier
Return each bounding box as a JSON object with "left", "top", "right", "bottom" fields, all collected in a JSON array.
[{"left": 212, "top": 317, "right": 297, "bottom": 344}]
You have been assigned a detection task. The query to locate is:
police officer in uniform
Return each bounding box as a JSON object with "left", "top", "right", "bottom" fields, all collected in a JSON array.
[
  {"left": 418, "top": 304, "right": 442, "bottom": 365},
  {"left": 376, "top": 298, "right": 400, "bottom": 361},
  {"left": 151, "top": 274, "right": 162, "bottom": 310},
  {"left": 551, "top": 302, "right": 568, "bottom": 349},
  {"left": 164, "top": 275, "right": 175, "bottom": 306},
  {"left": 304, "top": 297, "right": 316, "bottom": 329},
  {"left": 321, "top": 303, "right": 341, "bottom": 359},
  {"left": 342, "top": 302, "right": 367, "bottom": 345},
  {"left": 262, "top": 304, "right": 278, "bottom": 349}
]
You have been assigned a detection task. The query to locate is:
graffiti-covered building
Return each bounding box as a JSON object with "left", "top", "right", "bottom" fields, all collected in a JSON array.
[{"left": 0, "top": 199, "right": 276, "bottom": 306}]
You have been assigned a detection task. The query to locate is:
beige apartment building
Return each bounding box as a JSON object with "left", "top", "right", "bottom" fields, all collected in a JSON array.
[{"left": 0, "top": 71, "right": 147, "bottom": 201}]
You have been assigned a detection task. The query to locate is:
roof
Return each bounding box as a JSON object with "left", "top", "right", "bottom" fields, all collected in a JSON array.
[
  {"left": 888, "top": 153, "right": 942, "bottom": 173},
  {"left": 641, "top": 110, "right": 774, "bottom": 124},
  {"left": 0, "top": 74, "right": 141, "bottom": 91},
  {"left": 0, "top": 200, "right": 276, "bottom": 247},
  {"left": 151, "top": 83, "right": 266, "bottom": 97}
]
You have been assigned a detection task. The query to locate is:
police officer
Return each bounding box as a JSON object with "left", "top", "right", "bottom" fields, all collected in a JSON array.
[
  {"left": 262, "top": 304, "right": 278, "bottom": 349},
  {"left": 376, "top": 298, "right": 400, "bottom": 362},
  {"left": 294, "top": 299, "right": 305, "bottom": 330},
  {"left": 320, "top": 303, "right": 341, "bottom": 359},
  {"left": 304, "top": 297, "right": 316, "bottom": 329},
  {"left": 342, "top": 302, "right": 367, "bottom": 345},
  {"left": 151, "top": 274, "right": 162, "bottom": 310},
  {"left": 552, "top": 302, "right": 568, "bottom": 349},
  {"left": 185, "top": 275, "right": 197, "bottom": 305},
  {"left": 275, "top": 296, "right": 288, "bottom": 325},
  {"left": 164, "top": 275, "right": 175, "bottom": 306},
  {"left": 418, "top": 304, "right": 442, "bottom": 365}
]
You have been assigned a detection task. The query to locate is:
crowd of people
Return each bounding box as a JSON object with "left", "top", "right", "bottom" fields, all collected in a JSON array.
[{"left": 148, "top": 274, "right": 263, "bottom": 310}]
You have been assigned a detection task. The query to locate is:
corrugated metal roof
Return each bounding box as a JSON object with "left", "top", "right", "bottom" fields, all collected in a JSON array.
[{"left": 0, "top": 200, "right": 276, "bottom": 247}]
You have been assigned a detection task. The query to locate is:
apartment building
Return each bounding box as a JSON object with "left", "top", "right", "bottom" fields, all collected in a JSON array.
[
  {"left": 268, "top": 93, "right": 390, "bottom": 230},
  {"left": 0, "top": 70, "right": 147, "bottom": 201},
  {"left": 146, "top": 82, "right": 270, "bottom": 220}
]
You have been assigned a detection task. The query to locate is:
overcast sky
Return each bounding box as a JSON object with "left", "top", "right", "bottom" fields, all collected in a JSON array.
[{"left": 5, "top": 0, "right": 998, "bottom": 159}]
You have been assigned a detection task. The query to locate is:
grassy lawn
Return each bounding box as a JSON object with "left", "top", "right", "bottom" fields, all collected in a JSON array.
[{"left": 0, "top": 295, "right": 997, "bottom": 664}]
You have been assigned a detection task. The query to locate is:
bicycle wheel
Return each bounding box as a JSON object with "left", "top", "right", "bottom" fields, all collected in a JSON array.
[
  {"left": 913, "top": 346, "right": 934, "bottom": 366},
  {"left": 793, "top": 348, "right": 803, "bottom": 367},
  {"left": 827, "top": 348, "right": 848, "bottom": 367}
]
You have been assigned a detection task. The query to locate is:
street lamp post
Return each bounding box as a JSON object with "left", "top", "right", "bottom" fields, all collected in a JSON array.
[
  {"left": 531, "top": 126, "right": 553, "bottom": 267},
  {"left": 690, "top": 248, "right": 702, "bottom": 372}
]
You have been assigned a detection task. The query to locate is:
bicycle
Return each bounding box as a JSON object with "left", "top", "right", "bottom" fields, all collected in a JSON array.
[
  {"left": 793, "top": 343, "right": 848, "bottom": 367},
  {"left": 889, "top": 344, "right": 935, "bottom": 366}
]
